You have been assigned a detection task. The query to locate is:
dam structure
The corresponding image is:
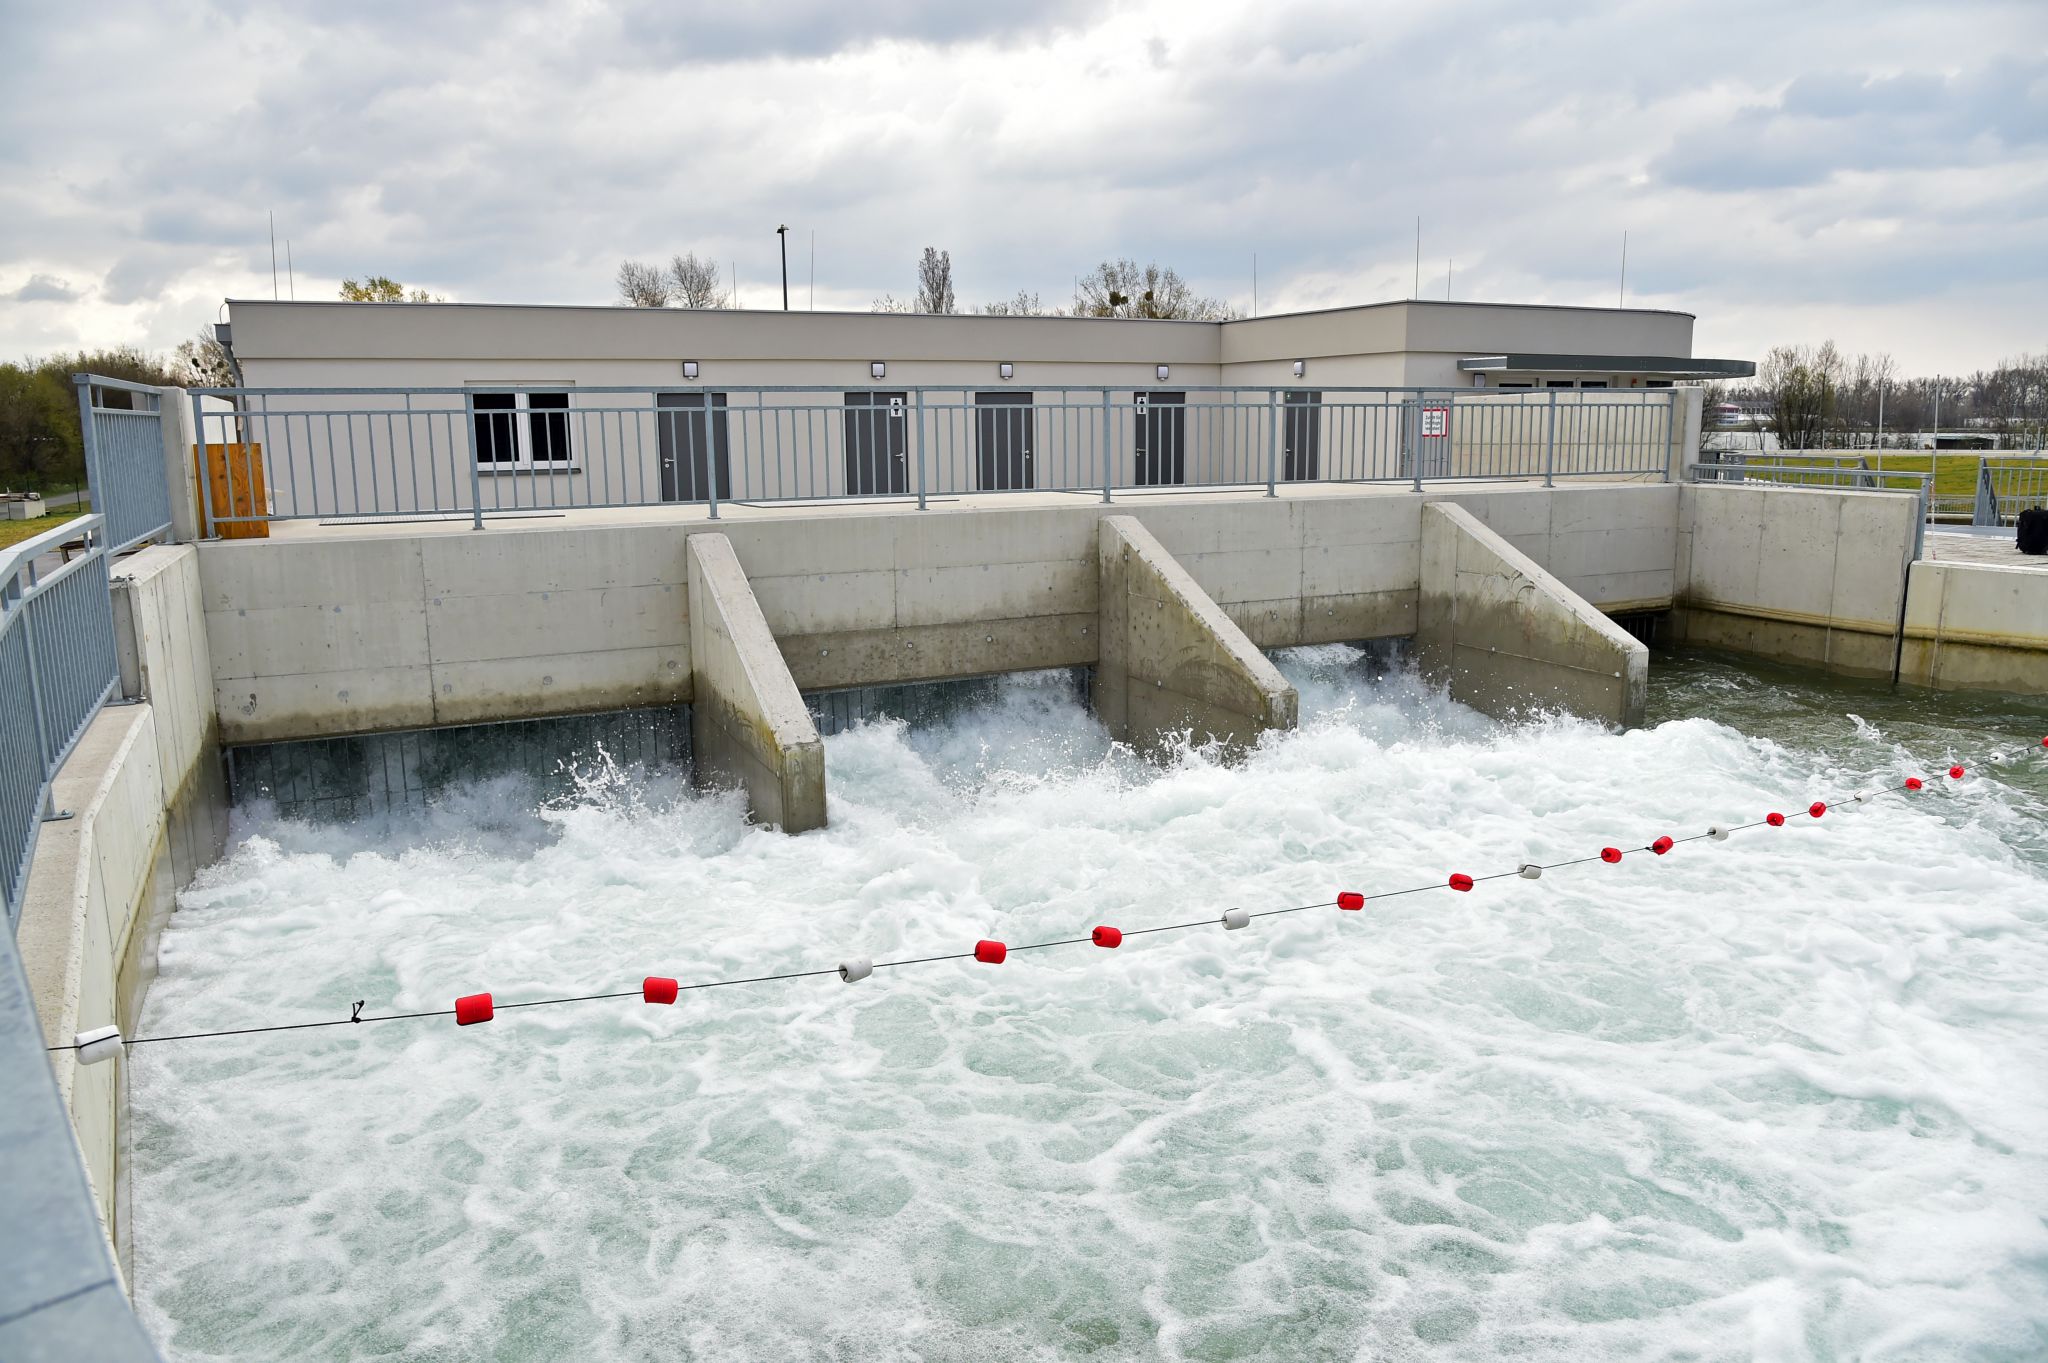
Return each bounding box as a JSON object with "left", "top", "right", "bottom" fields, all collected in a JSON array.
[{"left": 5, "top": 334, "right": 2048, "bottom": 1355}]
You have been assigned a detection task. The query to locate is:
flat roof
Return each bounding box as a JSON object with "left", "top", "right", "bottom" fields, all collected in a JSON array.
[{"left": 1459, "top": 353, "right": 1755, "bottom": 377}]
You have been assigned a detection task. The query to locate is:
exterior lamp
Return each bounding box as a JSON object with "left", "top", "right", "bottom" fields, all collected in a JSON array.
[
  {"left": 998, "top": 362, "right": 1014, "bottom": 380},
  {"left": 870, "top": 360, "right": 886, "bottom": 380},
  {"left": 1292, "top": 360, "right": 1306, "bottom": 378},
  {"left": 1156, "top": 364, "right": 1170, "bottom": 382},
  {"left": 681, "top": 360, "right": 700, "bottom": 380}
]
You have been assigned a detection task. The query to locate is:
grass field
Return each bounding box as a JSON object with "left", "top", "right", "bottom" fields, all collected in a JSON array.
[
  {"left": 1735, "top": 453, "right": 2048, "bottom": 506},
  {"left": 0, "top": 503, "right": 94, "bottom": 552}
]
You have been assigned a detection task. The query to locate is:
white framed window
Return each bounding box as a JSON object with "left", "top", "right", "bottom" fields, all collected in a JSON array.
[{"left": 469, "top": 389, "right": 573, "bottom": 468}]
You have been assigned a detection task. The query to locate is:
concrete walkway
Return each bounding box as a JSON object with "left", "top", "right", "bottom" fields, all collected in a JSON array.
[{"left": 1923, "top": 531, "right": 2048, "bottom": 571}]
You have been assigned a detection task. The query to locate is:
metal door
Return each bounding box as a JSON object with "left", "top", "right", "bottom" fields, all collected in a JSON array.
[
  {"left": 1282, "top": 390, "right": 1321, "bottom": 480},
  {"left": 1134, "top": 391, "right": 1186, "bottom": 485},
  {"left": 842, "top": 392, "right": 908, "bottom": 495},
  {"left": 656, "top": 392, "right": 730, "bottom": 502},
  {"left": 974, "top": 392, "right": 1035, "bottom": 490}
]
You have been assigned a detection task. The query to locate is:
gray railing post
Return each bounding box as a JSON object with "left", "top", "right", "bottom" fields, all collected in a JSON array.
[
  {"left": 1972, "top": 459, "right": 1997, "bottom": 527},
  {"left": 1100, "top": 389, "right": 1113, "bottom": 504},
  {"left": 72, "top": 378, "right": 104, "bottom": 531},
  {"left": 1663, "top": 389, "right": 1677, "bottom": 482},
  {"left": 462, "top": 396, "right": 485, "bottom": 530},
  {"left": 1544, "top": 389, "right": 1557, "bottom": 488},
  {"left": 189, "top": 390, "right": 216, "bottom": 538},
  {"left": 1267, "top": 389, "right": 1280, "bottom": 497},
  {"left": 1410, "top": 393, "right": 1424, "bottom": 492},
  {"left": 914, "top": 389, "right": 928, "bottom": 511},
  {"left": 704, "top": 402, "right": 721, "bottom": 521}
]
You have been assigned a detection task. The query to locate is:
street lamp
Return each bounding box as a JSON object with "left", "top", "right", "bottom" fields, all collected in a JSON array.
[{"left": 776, "top": 225, "right": 790, "bottom": 312}]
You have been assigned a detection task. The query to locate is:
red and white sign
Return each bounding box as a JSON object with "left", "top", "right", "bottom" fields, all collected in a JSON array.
[{"left": 1420, "top": 406, "right": 1450, "bottom": 438}]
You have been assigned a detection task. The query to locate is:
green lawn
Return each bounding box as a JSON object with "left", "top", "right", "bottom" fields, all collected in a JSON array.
[
  {"left": 0, "top": 503, "right": 94, "bottom": 551},
  {"left": 1737, "top": 453, "right": 2048, "bottom": 503}
]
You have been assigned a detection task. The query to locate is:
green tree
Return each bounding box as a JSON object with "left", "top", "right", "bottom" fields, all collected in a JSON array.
[
  {"left": 0, "top": 364, "right": 83, "bottom": 492},
  {"left": 339, "top": 275, "right": 442, "bottom": 302}
]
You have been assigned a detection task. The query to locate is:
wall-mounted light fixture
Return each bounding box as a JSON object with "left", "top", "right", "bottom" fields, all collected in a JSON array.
[
  {"left": 682, "top": 360, "right": 700, "bottom": 380},
  {"left": 1292, "top": 359, "right": 1306, "bottom": 379},
  {"left": 870, "top": 360, "right": 887, "bottom": 380},
  {"left": 998, "top": 362, "right": 1015, "bottom": 380},
  {"left": 1156, "top": 364, "right": 1170, "bottom": 382}
]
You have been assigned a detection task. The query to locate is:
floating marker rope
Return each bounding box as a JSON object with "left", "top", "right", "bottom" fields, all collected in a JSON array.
[{"left": 48, "top": 740, "right": 2048, "bottom": 1060}]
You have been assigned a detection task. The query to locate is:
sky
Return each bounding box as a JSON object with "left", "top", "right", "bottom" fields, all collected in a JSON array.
[{"left": 2, "top": 0, "right": 2044, "bottom": 376}]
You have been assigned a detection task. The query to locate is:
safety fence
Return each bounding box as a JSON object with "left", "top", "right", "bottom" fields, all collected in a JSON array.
[
  {"left": 1697, "top": 450, "right": 2048, "bottom": 529},
  {"left": 184, "top": 384, "right": 1681, "bottom": 526},
  {"left": 1, "top": 515, "right": 120, "bottom": 924},
  {"left": 1975, "top": 460, "right": 2048, "bottom": 526},
  {"left": 74, "top": 375, "right": 173, "bottom": 553},
  {"left": 49, "top": 742, "right": 2046, "bottom": 1061}
]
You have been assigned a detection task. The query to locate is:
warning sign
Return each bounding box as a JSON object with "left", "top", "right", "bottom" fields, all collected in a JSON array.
[{"left": 1421, "top": 406, "right": 1449, "bottom": 438}]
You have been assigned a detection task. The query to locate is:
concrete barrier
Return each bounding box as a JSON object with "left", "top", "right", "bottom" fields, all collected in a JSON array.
[
  {"left": 1093, "top": 515, "right": 1298, "bottom": 755},
  {"left": 16, "top": 545, "right": 224, "bottom": 1292},
  {"left": 685, "top": 533, "right": 825, "bottom": 832},
  {"left": 1899, "top": 560, "right": 2048, "bottom": 695},
  {"left": 1417, "top": 502, "right": 1647, "bottom": 728}
]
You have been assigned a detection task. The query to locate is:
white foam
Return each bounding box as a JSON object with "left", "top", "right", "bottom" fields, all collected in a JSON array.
[{"left": 130, "top": 652, "right": 2048, "bottom": 1359}]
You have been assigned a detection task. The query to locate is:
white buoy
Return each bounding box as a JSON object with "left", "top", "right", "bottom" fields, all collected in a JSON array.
[
  {"left": 1221, "top": 908, "right": 1250, "bottom": 930},
  {"left": 838, "top": 958, "right": 873, "bottom": 984},
  {"left": 1707, "top": 824, "right": 1731, "bottom": 840},
  {"left": 1518, "top": 864, "right": 1543, "bottom": 880},
  {"left": 75, "top": 1025, "right": 123, "bottom": 1066}
]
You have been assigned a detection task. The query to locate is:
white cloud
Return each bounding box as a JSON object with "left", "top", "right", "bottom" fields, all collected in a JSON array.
[{"left": 1, "top": 0, "right": 2043, "bottom": 374}]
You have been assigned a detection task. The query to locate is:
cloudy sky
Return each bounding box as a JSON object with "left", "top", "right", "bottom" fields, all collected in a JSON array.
[{"left": 2, "top": 0, "right": 2043, "bottom": 374}]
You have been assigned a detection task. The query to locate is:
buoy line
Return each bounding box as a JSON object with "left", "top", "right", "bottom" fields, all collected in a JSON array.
[{"left": 50, "top": 742, "right": 2048, "bottom": 1065}]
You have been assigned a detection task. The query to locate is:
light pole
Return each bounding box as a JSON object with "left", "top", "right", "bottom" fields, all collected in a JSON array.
[
  {"left": 776, "top": 225, "right": 789, "bottom": 311},
  {"left": 1932, "top": 384, "right": 1943, "bottom": 452}
]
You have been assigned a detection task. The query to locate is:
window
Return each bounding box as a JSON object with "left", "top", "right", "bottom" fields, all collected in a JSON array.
[
  {"left": 1578, "top": 380, "right": 1609, "bottom": 389},
  {"left": 471, "top": 391, "right": 573, "bottom": 467},
  {"left": 1643, "top": 380, "right": 1673, "bottom": 389},
  {"left": 1545, "top": 380, "right": 1575, "bottom": 389}
]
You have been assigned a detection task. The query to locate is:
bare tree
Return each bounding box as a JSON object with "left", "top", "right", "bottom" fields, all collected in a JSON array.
[
  {"left": 339, "top": 275, "right": 442, "bottom": 302},
  {"left": 871, "top": 293, "right": 911, "bottom": 314},
  {"left": 666, "top": 253, "right": 726, "bottom": 309},
  {"left": 915, "top": 247, "right": 957, "bottom": 315},
  {"left": 1759, "top": 342, "right": 1844, "bottom": 450},
  {"left": 616, "top": 260, "right": 672, "bottom": 307},
  {"left": 172, "top": 327, "right": 238, "bottom": 388},
  {"left": 979, "top": 290, "right": 1056, "bottom": 316},
  {"left": 1075, "top": 259, "right": 1233, "bottom": 320}
]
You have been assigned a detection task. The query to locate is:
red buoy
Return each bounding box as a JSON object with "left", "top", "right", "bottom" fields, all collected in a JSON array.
[
  {"left": 1092, "top": 926, "right": 1122, "bottom": 948},
  {"left": 1905, "top": 777, "right": 1923, "bottom": 790},
  {"left": 1948, "top": 765, "right": 1965, "bottom": 779},
  {"left": 454, "top": 993, "right": 493, "bottom": 1027},
  {"left": 1600, "top": 847, "right": 1622, "bottom": 864},
  {"left": 1808, "top": 801, "right": 1826, "bottom": 818},
  {"left": 1651, "top": 836, "right": 1674, "bottom": 855},
  {"left": 643, "top": 977, "right": 679, "bottom": 1005},
  {"left": 1766, "top": 812, "right": 1785, "bottom": 826},
  {"left": 1337, "top": 891, "right": 1365, "bottom": 911},
  {"left": 974, "top": 939, "right": 1007, "bottom": 964},
  {"left": 2040, "top": 736, "right": 2047, "bottom": 748},
  {"left": 1448, "top": 873, "right": 1474, "bottom": 892}
]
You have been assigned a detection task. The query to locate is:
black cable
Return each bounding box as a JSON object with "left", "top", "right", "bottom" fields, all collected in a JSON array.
[{"left": 42, "top": 769, "right": 1998, "bottom": 1055}]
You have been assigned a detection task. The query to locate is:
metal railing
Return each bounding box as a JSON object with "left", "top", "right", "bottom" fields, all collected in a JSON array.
[
  {"left": 1699, "top": 450, "right": 2048, "bottom": 529},
  {"left": 1975, "top": 459, "right": 2048, "bottom": 526},
  {"left": 186, "top": 385, "right": 1680, "bottom": 527},
  {"left": 74, "top": 374, "right": 172, "bottom": 553},
  {"left": 1, "top": 514, "right": 120, "bottom": 924}
]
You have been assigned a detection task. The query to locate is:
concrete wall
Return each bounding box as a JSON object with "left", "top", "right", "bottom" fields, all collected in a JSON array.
[
  {"left": 1670, "top": 483, "right": 1920, "bottom": 678},
  {"left": 685, "top": 534, "right": 825, "bottom": 831},
  {"left": 1417, "top": 503, "right": 1648, "bottom": 727},
  {"left": 1899, "top": 560, "right": 2048, "bottom": 695},
  {"left": 17, "top": 545, "right": 223, "bottom": 1285},
  {"left": 1094, "top": 515, "right": 1297, "bottom": 755},
  {"left": 196, "top": 483, "right": 1683, "bottom": 745}
]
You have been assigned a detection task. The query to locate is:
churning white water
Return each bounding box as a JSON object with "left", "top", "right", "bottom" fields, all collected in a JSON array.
[{"left": 131, "top": 649, "right": 2048, "bottom": 1362}]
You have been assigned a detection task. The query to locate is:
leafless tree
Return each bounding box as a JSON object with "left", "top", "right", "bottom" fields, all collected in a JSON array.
[
  {"left": 870, "top": 293, "right": 910, "bottom": 313},
  {"left": 915, "top": 247, "right": 957, "bottom": 315},
  {"left": 979, "top": 290, "right": 1056, "bottom": 316},
  {"left": 1759, "top": 342, "right": 1844, "bottom": 450},
  {"left": 339, "top": 276, "right": 441, "bottom": 302},
  {"left": 172, "top": 327, "right": 238, "bottom": 388},
  {"left": 668, "top": 253, "right": 726, "bottom": 309},
  {"left": 1075, "top": 259, "right": 1234, "bottom": 320},
  {"left": 616, "top": 260, "right": 672, "bottom": 308}
]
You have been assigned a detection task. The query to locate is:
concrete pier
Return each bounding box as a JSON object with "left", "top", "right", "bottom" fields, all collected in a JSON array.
[
  {"left": 1093, "top": 515, "right": 1298, "bottom": 756},
  {"left": 1417, "top": 502, "right": 1648, "bottom": 728},
  {"left": 684, "top": 533, "right": 826, "bottom": 832}
]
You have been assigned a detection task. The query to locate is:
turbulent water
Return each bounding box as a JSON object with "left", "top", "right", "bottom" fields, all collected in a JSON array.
[{"left": 131, "top": 649, "right": 2048, "bottom": 1362}]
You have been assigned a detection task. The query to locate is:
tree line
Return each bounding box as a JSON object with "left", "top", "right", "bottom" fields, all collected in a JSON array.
[
  {"left": 1, "top": 275, "right": 440, "bottom": 495},
  {"left": 616, "top": 247, "right": 1239, "bottom": 320},
  {"left": 1719, "top": 344, "right": 2048, "bottom": 449}
]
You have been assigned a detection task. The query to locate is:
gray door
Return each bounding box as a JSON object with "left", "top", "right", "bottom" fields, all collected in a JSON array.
[
  {"left": 1135, "top": 391, "right": 1185, "bottom": 485},
  {"left": 656, "top": 392, "right": 729, "bottom": 502},
  {"left": 974, "top": 392, "right": 1034, "bottom": 490},
  {"left": 843, "top": 392, "right": 908, "bottom": 495},
  {"left": 1282, "top": 390, "right": 1322, "bottom": 480}
]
